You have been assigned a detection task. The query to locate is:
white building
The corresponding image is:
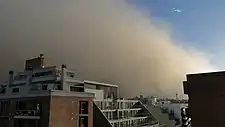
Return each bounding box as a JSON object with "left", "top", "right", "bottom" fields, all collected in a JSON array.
[{"left": 1, "top": 54, "right": 160, "bottom": 127}]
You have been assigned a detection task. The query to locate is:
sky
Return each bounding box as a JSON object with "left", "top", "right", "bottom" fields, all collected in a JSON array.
[
  {"left": 129, "top": 0, "right": 225, "bottom": 68},
  {"left": 0, "top": 0, "right": 220, "bottom": 98}
]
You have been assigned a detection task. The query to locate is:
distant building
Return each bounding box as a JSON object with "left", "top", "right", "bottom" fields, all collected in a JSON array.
[
  {"left": 0, "top": 54, "right": 159, "bottom": 127},
  {"left": 183, "top": 71, "right": 225, "bottom": 127}
]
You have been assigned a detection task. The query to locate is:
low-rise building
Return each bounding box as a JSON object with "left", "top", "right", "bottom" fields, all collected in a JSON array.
[{"left": 0, "top": 54, "right": 159, "bottom": 127}]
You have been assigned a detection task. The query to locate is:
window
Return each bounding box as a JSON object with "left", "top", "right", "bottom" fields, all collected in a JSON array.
[
  {"left": 79, "top": 116, "right": 88, "bottom": 127},
  {"left": 32, "top": 71, "right": 52, "bottom": 77},
  {"left": 70, "top": 86, "right": 76, "bottom": 91},
  {"left": 79, "top": 101, "right": 89, "bottom": 114},
  {"left": 30, "top": 84, "right": 42, "bottom": 91},
  {"left": 56, "top": 70, "right": 61, "bottom": 76},
  {"left": 11, "top": 83, "right": 26, "bottom": 87},
  {"left": 0, "top": 101, "right": 9, "bottom": 115},
  {"left": 0, "top": 86, "right": 6, "bottom": 94},
  {"left": 53, "top": 83, "right": 62, "bottom": 90},
  {"left": 67, "top": 72, "right": 75, "bottom": 78},
  {"left": 12, "top": 88, "right": 20, "bottom": 93},
  {"left": 42, "top": 84, "right": 48, "bottom": 90},
  {"left": 119, "top": 111, "right": 123, "bottom": 118},
  {"left": 0, "top": 101, "right": 3, "bottom": 114},
  {"left": 70, "top": 86, "right": 84, "bottom": 92},
  {"left": 14, "top": 75, "right": 27, "bottom": 80},
  {"left": 19, "top": 75, "right": 27, "bottom": 80}
]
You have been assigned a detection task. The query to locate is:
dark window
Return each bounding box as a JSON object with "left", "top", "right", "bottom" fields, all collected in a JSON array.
[
  {"left": 0, "top": 87, "right": 6, "bottom": 94},
  {"left": 0, "top": 101, "right": 3, "bottom": 115},
  {"left": 67, "top": 72, "right": 75, "bottom": 78},
  {"left": 19, "top": 75, "right": 27, "bottom": 80},
  {"left": 11, "top": 83, "right": 26, "bottom": 87},
  {"left": 32, "top": 71, "right": 52, "bottom": 77},
  {"left": 0, "top": 101, "right": 9, "bottom": 115},
  {"left": 32, "top": 80, "right": 55, "bottom": 84},
  {"left": 56, "top": 70, "right": 61, "bottom": 76},
  {"left": 70, "top": 74, "right": 74, "bottom": 78},
  {"left": 70, "top": 86, "right": 84, "bottom": 92},
  {"left": 14, "top": 75, "right": 27, "bottom": 80},
  {"left": 30, "top": 84, "right": 40, "bottom": 91},
  {"left": 12, "top": 88, "right": 19, "bottom": 93},
  {"left": 14, "top": 119, "right": 40, "bottom": 127},
  {"left": 16, "top": 100, "right": 39, "bottom": 110},
  {"left": 119, "top": 111, "right": 123, "bottom": 118},
  {"left": 79, "top": 101, "right": 89, "bottom": 114},
  {"left": 70, "top": 86, "right": 76, "bottom": 91},
  {"left": 42, "top": 84, "right": 48, "bottom": 90},
  {"left": 79, "top": 116, "right": 88, "bottom": 127},
  {"left": 53, "top": 83, "right": 62, "bottom": 90}
]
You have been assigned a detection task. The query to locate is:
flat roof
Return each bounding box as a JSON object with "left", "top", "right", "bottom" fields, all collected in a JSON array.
[
  {"left": 84, "top": 80, "right": 118, "bottom": 88},
  {"left": 187, "top": 70, "right": 225, "bottom": 77},
  {"left": 0, "top": 90, "right": 94, "bottom": 99}
]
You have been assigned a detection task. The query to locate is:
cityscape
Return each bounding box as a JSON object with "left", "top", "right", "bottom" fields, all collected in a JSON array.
[
  {"left": 0, "top": 54, "right": 179, "bottom": 127},
  {"left": 0, "top": 54, "right": 221, "bottom": 127},
  {"left": 1, "top": 0, "right": 225, "bottom": 127}
]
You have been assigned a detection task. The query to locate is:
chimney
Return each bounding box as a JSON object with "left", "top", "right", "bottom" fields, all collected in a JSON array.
[
  {"left": 61, "top": 64, "right": 68, "bottom": 91},
  {"left": 9, "top": 71, "right": 13, "bottom": 75},
  {"left": 39, "top": 53, "right": 44, "bottom": 68},
  {"left": 8, "top": 71, "right": 14, "bottom": 87},
  {"left": 61, "top": 64, "right": 67, "bottom": 69},
  {"left": 39, "top": 53, "right": 44, "bottom": 58}
]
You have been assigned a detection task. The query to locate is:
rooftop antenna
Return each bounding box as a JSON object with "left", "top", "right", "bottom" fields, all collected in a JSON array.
[{"left": 176, "top": 93, "right": 178, "bottom": 100}]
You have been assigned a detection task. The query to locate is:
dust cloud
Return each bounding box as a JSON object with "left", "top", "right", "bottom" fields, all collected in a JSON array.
[{"left": 0, "top": 0, "right": 215, "bottom": 98}]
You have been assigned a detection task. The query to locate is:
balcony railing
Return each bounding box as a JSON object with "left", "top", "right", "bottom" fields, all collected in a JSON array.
[{"left": 15, "top": 110, "right": 40, "bottom": 116}]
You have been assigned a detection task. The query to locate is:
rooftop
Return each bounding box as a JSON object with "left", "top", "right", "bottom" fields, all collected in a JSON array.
[
  {"left": 0, "top": 54, "right": 119, "bottom": 100},
  {"left": 84, "top": 80, "right": 118, "bottom": 88},
  {"left": 187, "top": 70, "right": 225, "bottom": 77}
]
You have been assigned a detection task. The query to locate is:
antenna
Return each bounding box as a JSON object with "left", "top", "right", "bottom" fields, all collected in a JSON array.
[{"left": 176, "top": 93, "right": 178, "bottom": 100}]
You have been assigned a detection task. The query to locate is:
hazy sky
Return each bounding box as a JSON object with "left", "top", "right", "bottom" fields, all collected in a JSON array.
[
  {"left": 0, "top": 0, "right": 219, "bottom": 98},
  {"left": 129, "top": 0, "right": 225, "bottom": 68}
]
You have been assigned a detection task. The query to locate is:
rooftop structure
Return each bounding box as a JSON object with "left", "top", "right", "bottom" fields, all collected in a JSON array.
[
  {"left": 183, "top": 71, "right": 225, "bottom": 127},
  {"left": 0, "top": 54, "right": 160, "bottom": 127}
]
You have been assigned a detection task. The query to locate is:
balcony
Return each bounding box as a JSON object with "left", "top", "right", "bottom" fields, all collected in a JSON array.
[
  {"left": 15, "top": 100, "right": 41, "bottom": 119},
  {"left": 14, "top": 110, "right": 40, "bottom": 119},
  {"left": 32, "top": 75, "right": 56, "bottom": 83}
]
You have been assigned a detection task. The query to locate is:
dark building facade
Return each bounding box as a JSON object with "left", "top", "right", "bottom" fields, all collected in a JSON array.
[{"left": 183, "top": 71, "right": 225, "bottom": 127}]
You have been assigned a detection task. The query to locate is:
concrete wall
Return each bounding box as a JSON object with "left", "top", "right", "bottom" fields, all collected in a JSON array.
[{"left": 85, "top": 89, "right": 104, "bottom": 100}]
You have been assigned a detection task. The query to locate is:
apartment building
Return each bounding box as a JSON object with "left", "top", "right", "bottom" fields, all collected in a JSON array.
[
  {"left": 0, "top": 54, "right": 159, "bottom": 127},
  {"left": 0, "top": 54, "right": 94, "bottom": 127}
]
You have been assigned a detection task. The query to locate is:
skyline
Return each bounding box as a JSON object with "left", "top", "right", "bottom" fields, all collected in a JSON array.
[{"left": 0, "top": 0, "right": 220, "bottom": 98}]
